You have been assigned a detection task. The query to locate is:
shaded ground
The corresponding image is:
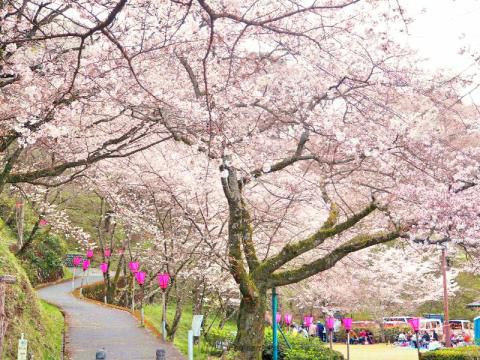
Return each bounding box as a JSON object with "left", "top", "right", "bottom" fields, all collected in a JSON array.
[
  {"left": 333, "top": 343, "right": 418, "bottom": 360},
  {"left": 37, "top": 271, "right": 185, "bottom": 360}
]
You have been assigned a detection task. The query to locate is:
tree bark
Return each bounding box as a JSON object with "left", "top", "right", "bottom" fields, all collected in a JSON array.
[
  {"left": 234, "top": 289, "right": 267, "bottom": 360},
  {"left": 167, "top": 297, "right": 184, "bottom": 341}
]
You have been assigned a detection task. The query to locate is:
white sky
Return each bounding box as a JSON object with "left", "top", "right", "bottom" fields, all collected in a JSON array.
[
  {"left": 401, "top": 0, "right": 480, "bottom": 72},
  {"left": 399, "top": 0, "right": 480, "bottom": 102}
]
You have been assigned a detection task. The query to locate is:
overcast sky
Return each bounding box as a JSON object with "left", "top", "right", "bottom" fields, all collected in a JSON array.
[
  {"left": 403, "top": 0, "right": 480, "bottom": 71},
  {"left": 400, "top": 0, "right": 480, "bottom": 101}
]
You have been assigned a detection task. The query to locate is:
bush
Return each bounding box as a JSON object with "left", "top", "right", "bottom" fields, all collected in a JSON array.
[
  {"left": 263, "top": 328, "right": 344, "bottom": 360},
  {"left": 203, "top": 326, "right": 343, "bottom": 359},
  {"left": 204, "top": 327, "right": 237, "bottom": 353},
  {"left": 421, "top": 346, "right": 480, "bottom": 360},
  {"left": 20, "top": 234, "right": 66, "bottom": 286},
  {"left": 285, "top": 348, "right": 344, "bottom": 360}
]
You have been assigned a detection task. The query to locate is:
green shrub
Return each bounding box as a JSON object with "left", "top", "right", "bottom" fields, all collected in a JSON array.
[
  {"left": 421, "top": 346, "right": 480, "bottom": 360},
  {"left": 20, "top": 234, "right": 66, "bottom": 286},
  {"left": 263, "top": 328, "right": 343, "bottom": 360},
  {"left": 204, "top": 327, "right": 237, "bottom": 352},
  {"left": 285, "top": 348, "right": 344, "bottom": 360},
  {"left": 203, "top": 326, "right": 343, "bottom": 359},
  {"left": 224, "top": 350, "right": 242, "bottom": 360}
]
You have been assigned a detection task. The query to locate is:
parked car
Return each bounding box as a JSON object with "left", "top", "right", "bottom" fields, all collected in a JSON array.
[
  {"left": 383, "top": 316, "right": 413, "bottom": 328},
  {"left": 420, "top": 318, "right": 443, "bottom": 338},
  {"left": 449, "top": 320, "right": 473, "bottom": 338}
]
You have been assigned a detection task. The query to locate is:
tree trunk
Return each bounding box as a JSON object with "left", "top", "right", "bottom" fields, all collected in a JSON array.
[
  {"left": 167, "top": 297, "right": 183, "bottom": 341},
  {"left": 377, "top": 320, "right": 386, "bottom": 343},
  {"left": 235, "top": 290, "right": 267, "bottom": 360}
]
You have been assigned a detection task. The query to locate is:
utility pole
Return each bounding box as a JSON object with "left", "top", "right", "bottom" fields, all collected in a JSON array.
[
  {"left": 272, "top": 288, "right": 278, "bottom": 360},
  {"left": 442, "top": 246, "right": 452, "bottom": 347}
]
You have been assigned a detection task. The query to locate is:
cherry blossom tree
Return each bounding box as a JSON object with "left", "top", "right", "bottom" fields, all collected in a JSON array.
[{"left": 2, "top": 1, "right": 480, "bottom": 359}]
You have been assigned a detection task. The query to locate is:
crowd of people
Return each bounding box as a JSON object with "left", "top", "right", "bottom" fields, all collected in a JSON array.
[
  {"left": 348, "top": 329, "right": 375, "bottom": 344},
  {"left": 451, "top": 332, "right": 472, "bottom": 346},
  {"left": 285, "top": 318, "right": 474, "bottom": 349},
  {"left": 396, "top": 330, "right": 439, "bottom": 349},
  {"left": 286, "top": 321, "right": 376, "bottom": 345},
  {"left": 395, "top": 330, "right": 472, "bottom": 349}
]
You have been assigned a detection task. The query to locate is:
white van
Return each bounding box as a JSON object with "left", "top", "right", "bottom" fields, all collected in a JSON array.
[
  {"left": 420, "top": 318, "right": 443, "bottom": 337},
  {"left": 449, "top": 320, "right": 473, "bottom": 337},
  {"left": 383, "top": 316, "right": 413, "bottom": 328}
]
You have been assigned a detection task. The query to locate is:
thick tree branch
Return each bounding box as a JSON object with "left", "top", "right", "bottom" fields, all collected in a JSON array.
[
  {"left": 223, "top": 163, "right": 259, "bottom": 296},
  {"left": 268, "top": 229, "right": 403, "bottom": 287},
  {"left": 255, "top": 202, "right": 377, "bottom": 276},
  {"left": 176, "top": 54, "right": 205, "bottom": 98}
]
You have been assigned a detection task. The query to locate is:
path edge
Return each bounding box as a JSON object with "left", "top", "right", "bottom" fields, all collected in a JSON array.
[
  {"left": 40, "top": 298, "right": 70, "bottom": 360},
  {"left": 72, "top": 282, "right": 164, "bottom": 340}
]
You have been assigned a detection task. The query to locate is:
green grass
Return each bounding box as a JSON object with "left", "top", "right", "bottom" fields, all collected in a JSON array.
[
  {"left": 63, "top": 266, "right": 73, "bottom": 281},
  {"left": 144, "top": 303, "right": 237, "bottom": 359},
  {"left": 40, "top": 300, "right": 65, "bottom": 359},
  {"left": 0, "top": 218, "right": 65, "bottom": 359}
]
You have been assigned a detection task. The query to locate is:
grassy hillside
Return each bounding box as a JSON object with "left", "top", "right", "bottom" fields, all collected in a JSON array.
[
  {"left": 417, "top": 272, "right": 480, "bottom": 321},
  {"left": 0, "top": 220, "right": 64, "bottom": 359}
]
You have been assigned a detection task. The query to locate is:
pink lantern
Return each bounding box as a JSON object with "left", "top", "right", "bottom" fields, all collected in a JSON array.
[
  {"left": 104, "top": 248, "right": 111, "bottom": 258},
  {"left": 39, "top": 218, "right": 48, "bottom": 227},
  {"left": 118, "top": 248, "right": 125, "bottom": 256},
  {"left": 135, "top": 271, "right": 146, "bottom": 285},
  {"left": 284, "top": 313, "right": 293, "bottom": 326},
  {"left": 276, "top": 312, "right": 282, "bottom": 324},
  {"left": 15, "top": 202, "right": 22, "bottom": 208},
  {"left": 326, "top": 317, "right": 335, "bottom": 330},
  {"left": 73, "top": 256, "right": 82, "bottom": 267},
  {"left": 408, "top": 318, "right": 420, "bottom": 332},
  {"left": 86, "top": 249, "right": 94, "bottom": 258},
  {"left": 304, "top": 316, "right": 314, "bottom": 327},
  {"left": 157, "top": 273, "right": 170, "bottom": 290},
  {"left": 129, "top": 261, "right": 140, "bottom": 273},
  {"left": 82, "top": 259, "right": 90, "bottom": 272},
  {"left": 342, "top": 318, "right": 353, "bottom": 331},
  {"left": 99, "top": 263, "right": 108, "bottom": 274}
]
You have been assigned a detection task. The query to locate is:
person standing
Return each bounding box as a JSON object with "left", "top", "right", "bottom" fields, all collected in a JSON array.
[{"left": 316, "top": 321, "right": 325, "bottom": 341}]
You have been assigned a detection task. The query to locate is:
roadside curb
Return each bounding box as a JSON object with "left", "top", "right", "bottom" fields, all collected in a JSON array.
[
  {"left": 72, "top": 282, "right": 164, "bottom": 340},
  {"left": 39, "top": 298, "right": 70, "bottom": 360},
  {"left": 35, "top": 277, "right": 71, "bottom": 290}
]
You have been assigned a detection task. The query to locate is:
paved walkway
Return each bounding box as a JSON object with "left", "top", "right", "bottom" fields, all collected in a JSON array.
[{"left": 37, "top": 271, "right": 185, "bottom": 360}]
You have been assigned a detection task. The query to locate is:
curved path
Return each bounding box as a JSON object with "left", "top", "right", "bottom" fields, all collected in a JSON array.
[{"left": 37, "top": 271, "right": 185, "bottom": 360}]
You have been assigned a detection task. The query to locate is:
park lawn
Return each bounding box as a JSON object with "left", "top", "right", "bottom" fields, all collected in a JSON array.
[
  {"left": 333, "top": 344, "right": 418, "bottom": 360},
  {"left": 144, "top": 303, "right": 236, "bottom": 360}
]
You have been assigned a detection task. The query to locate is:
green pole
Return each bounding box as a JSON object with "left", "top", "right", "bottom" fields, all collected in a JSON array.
[{"left": 272, "top": 288, "right": 278, "bottom": 360}]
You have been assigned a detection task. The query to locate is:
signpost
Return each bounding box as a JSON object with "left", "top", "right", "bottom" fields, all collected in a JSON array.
[
  {"left": 63, "top": 254, "right": 83, "bottom": 267},
  {"left": 191, "top": 315, "right": 204, "bottom": 337},
  {"left": 17, "top": 333, "right": 28, "bottom": 360},
  {"left": 188, "top": 315, "right": 204, "bottom": 360},
  {"left": 0, "top": 275, "right": 16, "bottom": 356}
]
